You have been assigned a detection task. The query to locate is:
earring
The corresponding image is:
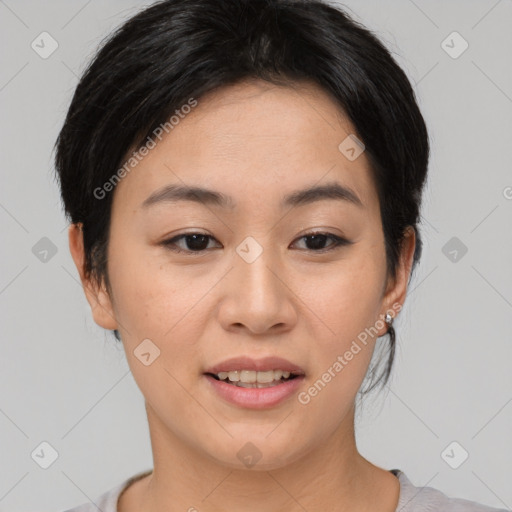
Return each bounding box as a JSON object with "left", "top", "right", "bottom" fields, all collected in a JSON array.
[{"left": 384, "top": 313, "right": 394, "bottom": 327}]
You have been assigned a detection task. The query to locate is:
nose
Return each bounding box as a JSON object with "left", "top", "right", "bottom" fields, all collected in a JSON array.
[{"left": 216, "top": 244, "right": 298, "bottom": 336}]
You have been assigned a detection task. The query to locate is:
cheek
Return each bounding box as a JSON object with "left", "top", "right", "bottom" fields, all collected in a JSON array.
[
  {"left": 302, "top": 253, "right": 385, "bottom": 342},
  {"left": 106, "top": 245, "right": 212, "bottom": 410},
  {"left": 294, "top": 269, "right": 382, "bottom": 436},
  {"left": 107, "top": 237, "right": 202, "bottom": 340},
  {"left": 296, "top": 251, "right": 385, "bottom": 394},
  {"left": 105, "top": 245, "right": 228, "bottom": 416}
]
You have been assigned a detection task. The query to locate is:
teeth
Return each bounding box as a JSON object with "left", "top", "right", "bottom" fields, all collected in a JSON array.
[
  {"left": 215, "top": 369, "right": 294, "bottom": 383},
  {"left": 241, "top": 370, "right": 256, "bottom": 383},
  {"left": 228, "top": 371, "right": 240, "bottom": 382},
  {"left": 256, "top": 370, "right": 275, "bottom": 383}
]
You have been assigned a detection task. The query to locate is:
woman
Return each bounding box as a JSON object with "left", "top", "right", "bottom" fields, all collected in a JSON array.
[{"left": 54, "top": 0, "right": 507, "bottom": 510}]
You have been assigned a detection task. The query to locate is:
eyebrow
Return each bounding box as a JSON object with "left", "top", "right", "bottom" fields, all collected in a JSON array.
[{"left": 141, "top": 181, "right": 364, "bottom": 210}]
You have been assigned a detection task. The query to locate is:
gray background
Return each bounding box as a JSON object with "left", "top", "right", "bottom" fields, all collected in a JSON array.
[{"left": 0, "top": 0, "right": 511, "bottom": 510}]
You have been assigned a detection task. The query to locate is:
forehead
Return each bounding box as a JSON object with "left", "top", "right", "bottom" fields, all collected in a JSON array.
[{"left": 113, "top": 79, "right": 379, "bottom": 218}]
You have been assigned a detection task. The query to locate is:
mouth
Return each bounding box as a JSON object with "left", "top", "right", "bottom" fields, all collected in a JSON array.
[
  {"left": 204, "top": 369, "right": 303, "bottom": 388},
  {"left": 202, "top": 356, "right": 306, "bottom": 408}
]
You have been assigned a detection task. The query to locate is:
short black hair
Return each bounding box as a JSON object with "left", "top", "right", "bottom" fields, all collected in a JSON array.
[{"left": 54, "top": 0, "right": 430, "bottom": 394}]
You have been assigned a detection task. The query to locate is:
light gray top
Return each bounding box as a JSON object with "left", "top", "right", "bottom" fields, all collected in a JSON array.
[{"left": 61, "top": 468, "right": 509, "bottom": 512}]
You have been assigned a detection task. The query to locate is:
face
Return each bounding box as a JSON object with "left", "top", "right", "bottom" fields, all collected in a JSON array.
[{"left": 70, "top": 79, "right": 414, "bottom": 471}]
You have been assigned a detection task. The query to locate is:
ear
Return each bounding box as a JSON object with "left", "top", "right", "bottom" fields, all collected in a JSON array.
[
  {"left": 377, "top": 226, "right": 416, "bottom": 334},
  {"left": 68, "top": 223, "right": 118, "bottom": 331}
]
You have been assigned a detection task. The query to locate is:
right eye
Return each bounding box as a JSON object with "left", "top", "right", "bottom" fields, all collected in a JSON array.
[{"left": 160, "top": 232, "right": 220, "bottom": 254}]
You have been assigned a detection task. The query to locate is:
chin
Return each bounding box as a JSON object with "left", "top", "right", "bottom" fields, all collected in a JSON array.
[{"left": 200, "top": 435, "right": 310, "bottom": 472}]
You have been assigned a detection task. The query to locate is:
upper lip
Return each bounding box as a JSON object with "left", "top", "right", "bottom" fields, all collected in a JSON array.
[{"left": 204, "top": 356, "right": 305, "bottom": 375}]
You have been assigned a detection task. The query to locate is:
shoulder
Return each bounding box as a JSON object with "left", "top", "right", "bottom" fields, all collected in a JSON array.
[
  {"left": 59, "top": 484, "right": 122, "bottom": 512},
  {"left": 393, "top": 470, "right": 509, "bottom": 512},
  {"left": 59, "top": 469, "right": 152, "bottom": 512}
]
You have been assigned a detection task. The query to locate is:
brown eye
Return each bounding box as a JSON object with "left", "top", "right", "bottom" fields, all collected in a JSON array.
[
  {"left": 292, "top": 232, "right": 353, "bottom": 252},
  {"left": 161, "top": 233, "right": 219, "bottom": 254}
]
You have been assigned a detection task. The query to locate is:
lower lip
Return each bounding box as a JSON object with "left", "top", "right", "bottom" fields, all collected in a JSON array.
[{"left": 204, "top": 374, "right": 305, "bottom": 409}]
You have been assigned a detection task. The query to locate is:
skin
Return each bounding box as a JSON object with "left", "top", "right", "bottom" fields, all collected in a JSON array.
[{"left": 69, "top": 78, "right": 416, "bottom": 512}]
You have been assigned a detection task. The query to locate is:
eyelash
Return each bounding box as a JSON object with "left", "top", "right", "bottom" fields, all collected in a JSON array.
[{"left": 160, "top": 231, "right": 353, "bottom": 255}]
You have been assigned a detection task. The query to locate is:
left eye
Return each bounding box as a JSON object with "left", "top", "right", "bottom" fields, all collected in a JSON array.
[
  {"left": 161, "top": 232, "right": 352, "bottom": 254},
  {"left": 294, "top": 232, "right": 351, "bottom": 251}
]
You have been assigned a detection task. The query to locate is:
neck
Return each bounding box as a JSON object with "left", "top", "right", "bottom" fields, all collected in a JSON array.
[{"left": 127, "top": 402, "right": 400, "bottom": 512}]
